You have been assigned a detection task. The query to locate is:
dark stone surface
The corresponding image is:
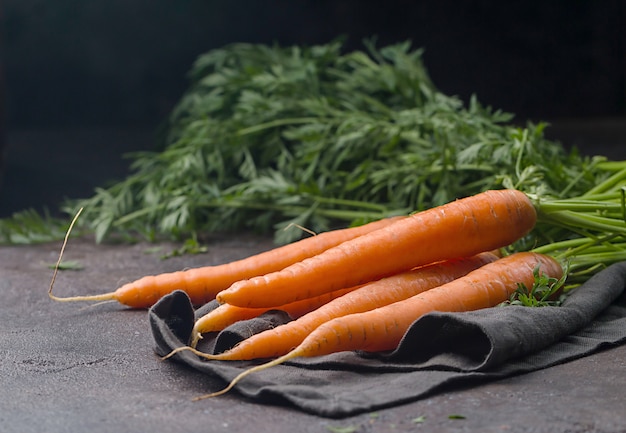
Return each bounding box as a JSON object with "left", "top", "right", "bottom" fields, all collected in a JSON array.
[{"left": 1, "top": 236, "right": 626, "bottom": 433}]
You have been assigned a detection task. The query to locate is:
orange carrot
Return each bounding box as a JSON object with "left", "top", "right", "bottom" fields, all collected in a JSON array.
[
  {"left": 48, "top": 215, "right": 405, "bottom": 309},
  {"left": 216, "top": 189, "right": 537, "bottom": 308},
  {"left": 189, "top": 285, "right": 359, "bottom": 347},
  {"left": 176, "top": 251, "right": 499, "bottom": 357},
  {"left": 195, "top": 252, "right": 563, "bottom": 399}
]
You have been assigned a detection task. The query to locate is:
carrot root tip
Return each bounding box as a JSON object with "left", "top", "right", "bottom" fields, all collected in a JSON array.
[
  {"left": 160, "top": 345, "right": 217, "bottom": 361},
  {"left": 189, "top": 329, "right": 203, "bottom": 349},
  {"left": 48, "top": 291, "right": 118, "bottom": 303},
  {"left": 192, "top": 352, "right": 299, "bottom": 400},
  {"left": 160, "top": 346, "right": 193, "bottom": 361}
]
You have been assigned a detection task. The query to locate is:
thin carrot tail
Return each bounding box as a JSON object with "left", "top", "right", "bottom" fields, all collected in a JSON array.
[
  {"left": 160, "top": 345, "right": 224, "bottom": 361},
  {"left": 189, "top": 329, "right": 203, "bottom": 348},
  {"left": 48, "top": 291, "right": 118, "bottom": 303},
  {"left": 192, "top": 350, "right": 301, "bottom": 400},
  {"left": 47, "top": 207, "right": 113, "bottom": 304},
  {"left": 186, "top": 319, "right": 209, "bottom": 348}
]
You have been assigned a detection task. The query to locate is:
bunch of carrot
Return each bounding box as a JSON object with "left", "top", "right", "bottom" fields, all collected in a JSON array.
[
  {"left": 49, "top": 180, "right": 626, "bottom": 398},
  {"left": 167, "top": 189, "right": 565, "bottom": 398}
]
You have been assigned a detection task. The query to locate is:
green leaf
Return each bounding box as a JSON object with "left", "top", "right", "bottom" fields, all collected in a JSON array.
[
  {"left": 0, "top": 208, "right": 71, "bottom": 245},
  {"left": 46, "top": 260, "right": 84, "bottom": 271},
  {"left": 5, "top": 38, "right": 611, "bottom": 258},
  {"left": 500, "top": 262, "right": 569, "bottom": 307},
  {"left": 160, "top": 237, "right": 207, "bottom": 259},
  {"left": 326, "top": 426, "right": 358, "bottom": 433}
]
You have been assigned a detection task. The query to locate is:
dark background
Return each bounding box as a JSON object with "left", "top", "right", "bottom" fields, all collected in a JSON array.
[{"left": 1, "top": 0, "right": 625, "bottom": 215}]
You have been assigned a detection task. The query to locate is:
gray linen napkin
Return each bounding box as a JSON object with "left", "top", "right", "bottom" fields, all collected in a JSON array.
[{"left": 149, "top": 261, "right": 626, "bottom": 418}]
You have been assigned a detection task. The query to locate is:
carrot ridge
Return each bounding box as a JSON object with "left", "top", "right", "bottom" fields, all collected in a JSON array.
[
  {"left": 195, "top": 252, "right": 562, "bottom": 398},
  {"left": 190, "top": 285, "right": 358, "bottom": 347},
  {"left": 173, "top": 252, "right": 498, "bottom": 361},
  {"left": 50, "top": 214, "right": 404, "bottom": 309},
  {"left": 217, "top": 190, "right": 537, "bottom": 308},
  {"left": 300, "top": 252, "right": 563, "bottom": 355}
]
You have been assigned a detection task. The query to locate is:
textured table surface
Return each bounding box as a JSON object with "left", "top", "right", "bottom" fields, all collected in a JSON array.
[{"left": 1, "top": 235, "right": 625, "bottom": 433}]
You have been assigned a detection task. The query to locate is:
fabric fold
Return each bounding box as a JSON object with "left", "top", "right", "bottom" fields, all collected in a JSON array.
[{"left": 149, "top": 261, "right": 626, "bottom": 418}]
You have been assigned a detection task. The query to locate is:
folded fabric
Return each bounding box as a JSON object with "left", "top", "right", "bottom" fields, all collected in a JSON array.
[{"left": 149, "top": 261, "right": 626, "bottom": 418}]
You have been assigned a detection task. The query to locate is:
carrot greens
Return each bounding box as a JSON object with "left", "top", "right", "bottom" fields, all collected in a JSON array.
[
  {"left": 46, "top": 260, "right": 84, "bottom": 271},
  {"left": 1, "top": 39, "right": 622, "bottom": 262},
  {"left": 58, "top": 40, "right": 609, "bottom": 245},
  {"left": 0, "top": 208, "right": 74, "bottom": 245},
  {"left": 501, "top": 263, "right": 568, "bottom": 307}
]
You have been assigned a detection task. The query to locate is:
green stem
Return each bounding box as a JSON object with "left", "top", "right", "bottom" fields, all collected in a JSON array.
[
  {"left": 113, "top": 205, "right": 164, "bottom": 226},
  {"left": 195, "top": 198, "right": 390, "bottom": 222},
  {"left": 567, "top": 250, "right": 626, "bottom": 271},
  {"left": 531, "top": 235, "right": 625, "bottom": 256},
  {"left": 537, "top": 210, "right": 626, "bottom": 235},
  {"left": 568, "top": 191, "right": 624, "bottom": 202},
  {"left": 536, "top": 201, "right": 623, "bottom": 213},
  {"left": 595, "top": 160, "right": 626, "bottom": 171},
  {"left": 111, "top": 194, "right": 396, "bottom": 228},
  {"left": 560, "top": 158, "right": 608, "bottom": 197},
  {"left": 236, "top": 117, "right": 323, "bottom": 136},
  {"left": 583, "top": 167, "right": 626, "bottom": 196},
  {"left": 305, "top": 195, "right": 392, "bottom": 213}
]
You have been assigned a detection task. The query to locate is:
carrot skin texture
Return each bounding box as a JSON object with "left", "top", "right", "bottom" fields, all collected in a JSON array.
[
  {"left": 108, "top": 216, "right": 406, "bottom": 308},
  {"left": 194, "top": 252, "right": 562, "bottom": 399},
  {"left": 190, "top": 251, "right": 499, "bottom": 360},
  {"left": 190, "top": 285, "right": 359, "bottom": 346},
  {"left": 297, "top": 252, "right": 563, "bottom": 356},
  {"left": 217, "top": 189, "right": 537, "bottom": 308}
]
